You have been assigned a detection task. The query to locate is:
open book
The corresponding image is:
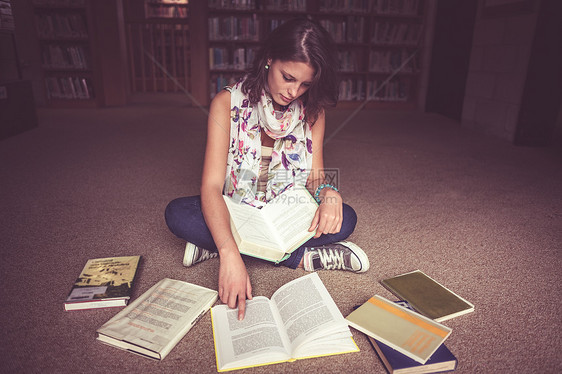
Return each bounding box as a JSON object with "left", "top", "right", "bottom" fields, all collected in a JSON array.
[
  {"left": 96, "top": 278, "right": 218, "bottom": 360},
  {"left": 210, "top": 273, "right": 359, "bottom": 372},
  {"left": 223, "top": 185, "right": 318, "bottom": 262}
]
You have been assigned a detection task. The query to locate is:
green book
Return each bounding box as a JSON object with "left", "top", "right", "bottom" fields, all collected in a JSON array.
[{"left": 380, "top": 270, "right": 475, "bottom": 322}]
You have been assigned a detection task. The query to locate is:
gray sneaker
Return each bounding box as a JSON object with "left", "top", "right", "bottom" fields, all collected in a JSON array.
[
  {"left": 303, "top": 241, "right": 369, "bottom": 273},
  {"left": 183, "top": 242, "right": 218, "bottom": 267}
]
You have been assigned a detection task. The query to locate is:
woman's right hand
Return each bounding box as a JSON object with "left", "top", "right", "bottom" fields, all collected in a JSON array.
[
  {"left": 218, "top": 250, "right": 252, "bottom": 321},
  {"left": 200, "top": 89, "right": 252, "bottom": 320}
]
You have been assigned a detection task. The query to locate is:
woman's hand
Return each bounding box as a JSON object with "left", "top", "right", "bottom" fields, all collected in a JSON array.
[
  {"left": 218, "top": 250, "right": 253, "bottom": 321},
  {"left": 309, "top": 188, "right": 343, "bottom": 238}
]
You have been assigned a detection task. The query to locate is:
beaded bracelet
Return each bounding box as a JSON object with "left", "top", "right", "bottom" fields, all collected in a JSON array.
[{"left": 314, "top": 183, "right": 339, "bottom": 203}]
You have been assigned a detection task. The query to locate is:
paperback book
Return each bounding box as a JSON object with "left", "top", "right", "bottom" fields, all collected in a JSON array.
[
  {"left": 381, "top": 270, "right": 474, "bottom": 322},
  {"left": 64, "top": 255, "right": 141, "bottom": 311},
  {"left": 369, "top": 336, "right": 457, "bottom": 374},
  {"left": 211, "top": 273, "right": 359, "bottom": 371},
  {"left": 346, "top": 295, "right": 452, "bottom": 364},
  {"left": 362, "top": 300, "right": 457, "bottom": 374},
  {"left": 97, "top": 278, "right": 218, "bottom": 360}
]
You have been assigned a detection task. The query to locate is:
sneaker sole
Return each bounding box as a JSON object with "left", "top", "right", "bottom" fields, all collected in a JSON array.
[
  {"left": 335, "top": 241, "right": 370, "bottom": 273},
  {"left": 183, "top": 242, "right": 196, "bottom": 267}
]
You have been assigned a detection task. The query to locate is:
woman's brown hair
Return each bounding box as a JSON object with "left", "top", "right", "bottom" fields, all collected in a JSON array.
[{"left": 242, "top": 18, "right": 339, "bottom": 124}]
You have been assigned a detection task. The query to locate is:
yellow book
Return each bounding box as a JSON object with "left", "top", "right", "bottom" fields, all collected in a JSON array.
[
  {"left": 64, "top": 255, "right": 141, "bottom": 311},
  {"left": 346, "top": 295, "right": 452, "bottom": 364},
  {"left": 211, "top": 273, "right": 359, "bottom": 372}
]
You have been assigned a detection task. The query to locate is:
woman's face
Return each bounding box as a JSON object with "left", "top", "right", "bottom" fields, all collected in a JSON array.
[{"left": 267, "top": 60, "right": 315, "bottom": 109}]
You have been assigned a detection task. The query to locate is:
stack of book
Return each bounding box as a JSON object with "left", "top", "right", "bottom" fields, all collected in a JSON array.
[{"left": 346, "top": 270, "right": 474, "bottom": 374}]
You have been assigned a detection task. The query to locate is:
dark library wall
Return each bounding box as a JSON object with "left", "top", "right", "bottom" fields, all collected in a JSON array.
[
  {"left": 425, "top": 0, "right": 477, "bottom": 121},
  {"left": 514, "top": 0, "right": 562, "bottom": 146}
]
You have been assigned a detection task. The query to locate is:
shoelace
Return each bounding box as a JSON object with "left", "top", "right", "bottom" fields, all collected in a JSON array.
[
  {"left": 316, "top": 247, "right": 346, "bottom": 270},
  {"left": 197, "top": 248, "right": 218, "bottom": 262}
]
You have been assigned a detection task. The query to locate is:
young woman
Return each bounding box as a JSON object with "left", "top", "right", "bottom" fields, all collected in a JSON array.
[{"left": 165, "top": 18, "right": 369, "bottom": 320}]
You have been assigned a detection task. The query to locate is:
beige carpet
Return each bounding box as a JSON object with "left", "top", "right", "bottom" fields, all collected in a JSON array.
[{"left": 1, "top": 98, "right": 560, "bottom": 373}]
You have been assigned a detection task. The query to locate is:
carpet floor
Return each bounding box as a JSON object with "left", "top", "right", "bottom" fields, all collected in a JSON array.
[{"left": 1, "top": 99, "right": 560, "bottom": 373}]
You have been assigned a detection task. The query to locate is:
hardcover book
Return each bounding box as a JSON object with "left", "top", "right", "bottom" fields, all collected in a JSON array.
[
  {"left": 211, "top": 273, "right": 359, "bottom": 372},
  {"left": 64, "top": 255, "right": 141, "bottom": 311},
  {"left": 223, "top": 185, "right": 318, "bottom": 263},
  {"left": 369, "top": 336, "right": 457, "bottom": 374},
  {"left": 346, "top": 295, "right": 452, "bottom": 364},
  {"left": 381, "top": 270, "right": 474, "bottom": 322},
  {"left": 97, "top": 278, "right": 218, "bottom": 360}
]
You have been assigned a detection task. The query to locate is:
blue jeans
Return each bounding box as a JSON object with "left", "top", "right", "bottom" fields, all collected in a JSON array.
[{"left": 164, "top": 195, "right": 357, "bottom": 269}]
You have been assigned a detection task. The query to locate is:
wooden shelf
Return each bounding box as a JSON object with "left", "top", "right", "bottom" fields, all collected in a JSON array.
[
  {"left": 121, "top": 0, "right": 435, "bottom": 109},
  {"left": 32, "top": 0, "right": 96, "bottom": 106},
  {"left": 196, "top": 0, "right": 433, "bottom": 107}
]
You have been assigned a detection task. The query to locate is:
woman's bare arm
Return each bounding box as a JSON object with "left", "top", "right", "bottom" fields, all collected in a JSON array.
[
  {"left": 306, "top": 110, "right": 343, "bottom": 238},
  {"left": 200, "top": 89, "right": 252, "bottom": 320}
]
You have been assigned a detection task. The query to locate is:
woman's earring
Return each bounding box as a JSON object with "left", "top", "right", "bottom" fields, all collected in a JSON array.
[{"left": 265, "top": 64, "right": 269, "bottom": 70}]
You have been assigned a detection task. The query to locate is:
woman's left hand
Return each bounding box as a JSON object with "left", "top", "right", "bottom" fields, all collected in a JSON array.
[{"left": 309, "top": 188, "right": 343, "bottom": 238}]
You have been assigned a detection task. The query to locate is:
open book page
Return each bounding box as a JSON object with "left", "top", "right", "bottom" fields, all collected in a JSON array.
[
  {"left": 223, "top": 197, "right": 282, "bottom": 250},
  {"left": 260, "top": 186, "right": 318, "bottom": 251},
  {"left": 96, "top": 278, "right": 218, "bottom": 360},
  {"left": 270, "top": 273, "right": 358, "bottom": 359},
  {"left": 211, "top": 297, "right": 292, "bottom": 371}
]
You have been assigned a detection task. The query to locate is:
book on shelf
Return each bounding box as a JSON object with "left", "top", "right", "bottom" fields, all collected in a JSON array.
[
  {"left": 145, "top": 2, "right": 188, "bottom": 19},
  {"left": 371, "top": 22, "right": 421, "bottom": 45},
  {"left": 223, "top": 185, "right": 318, "bottom": 263},
  {"left": 261, "top": 0, "right": 306, "bottom": 12},
  {"left": 64, "top": 256, "right": 141, "bottom": 311},
  {"left": 346, "top": 295, "right": 452, "bottom": 364},
  {"left": 208, "top": 15, "right": 259, "bottom": 41},
  {"left": 45, "top": 76, "right": 93, "bottom": 100},
  {"left": 366, "top": 77, "right": 410, "bottom": 101},
  {"left": 41, "top": 44, "right": 89, "bottom": 69},
  {"left": 209, "top": 47, "right": 255, "bottom": 71},
  {"left": 34, "top": 13, "right": 88, "bottom": 39},
  {"left": 370, "top": 0, "right": 421, "bottom": 16},
  {"left": 0, "top": 0, "right": 14, "bottom": 31},
  {"left": 209, "top": 0, "right": 256, "bottom": 10},
  {"left": 33, "top": 0, "right": 86, "bottom": 6},
  {"left": 381, "top": 270, "right": 475, "bottom": 322},
  {"left": 211, "top": 272, "right": 359, "bottom": 372},
  {"left": 96, "top": 278, "right": 218, "bottom": 360},
  {"left": 369, "top": 49, "right": 418, "bottom": 73}
]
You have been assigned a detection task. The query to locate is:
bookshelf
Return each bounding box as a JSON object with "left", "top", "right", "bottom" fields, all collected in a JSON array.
[
  {"left": 30, "top": 0, "right": 128, "bottom": 108},
  {"left": 0, "top": 0, "right": 18, "bottom": 80},
  {"left": 123, "top": 0, "right": 191, "bottom": 94},
  {"left": 195, "top": 0, "right": 434, "bottom": 109},
  {"left": 1, "top": 0, "right": 38, "bottom": 139},
  {"left": 24, "top": 1, "right": 431, "bottom": 108},
  {"left": 31, "top": 0, "right": 97, "bottom": 107},
  {"left": 205, "top": 0, "right": 308, "bottom": 102},
  {"left": 144, "top": 0, "right": 188, "bottom": 19}
]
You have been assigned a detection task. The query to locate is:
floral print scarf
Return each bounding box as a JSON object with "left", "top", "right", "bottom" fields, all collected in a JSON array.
[{"left": 224, "top": 80, "right": 313, "bottom": 206}]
